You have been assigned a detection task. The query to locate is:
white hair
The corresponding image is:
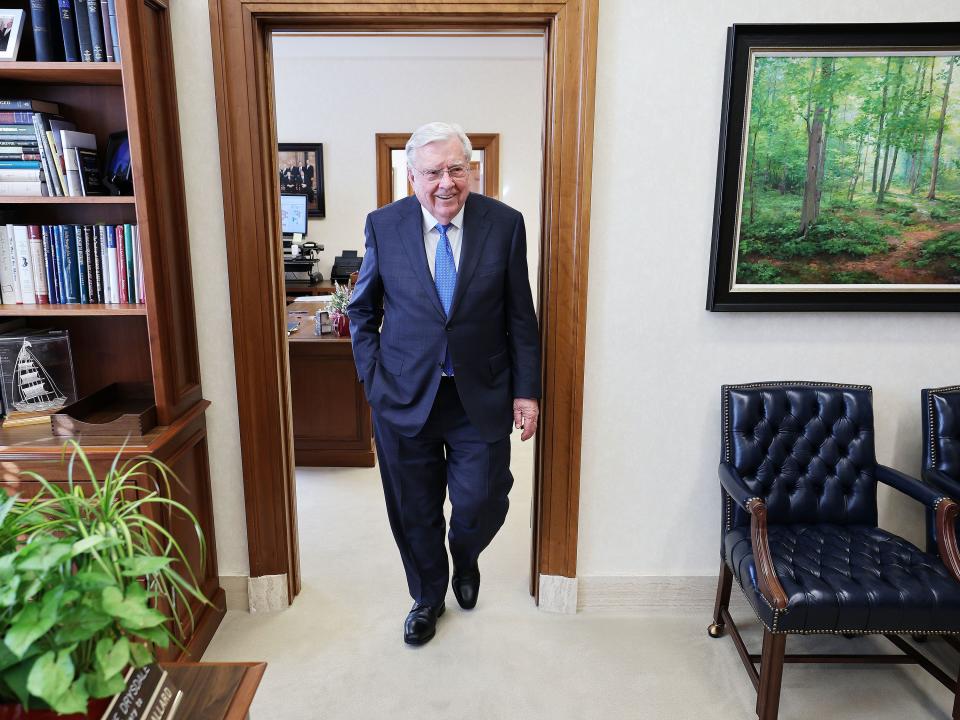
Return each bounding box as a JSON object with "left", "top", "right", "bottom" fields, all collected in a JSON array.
[{"left": 405, "top": 122, "right": 472, "bottom": 168}]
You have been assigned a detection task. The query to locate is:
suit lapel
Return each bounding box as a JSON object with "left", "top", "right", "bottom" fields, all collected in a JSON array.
[
  {"left": 397, "top": 197, "right": 446, "bottom": 319},
  {"left": 448, "top": 194, "right": 489, "bottom": 321}
]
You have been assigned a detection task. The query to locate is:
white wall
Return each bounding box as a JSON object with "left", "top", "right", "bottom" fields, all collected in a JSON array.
[
  {"left": 577, "top": 0, "right": 960, "bottom": 578},
  {"left": 272, "top": 34, "right": 545, "bottom": 288},
  {"left": 168, "top": 0, "right": 960, "bottom": 583}
]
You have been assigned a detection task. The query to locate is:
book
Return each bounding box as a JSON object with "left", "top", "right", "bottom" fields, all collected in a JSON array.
[
  {"left": 32, "top": 113, "right": 62, "bottom": 196},
  {"left": 97, "top": 225, "right": 113, "bottom": 303},
  {"left": 0, "top": 160, "right": 40, "bottom": 169},
  {"left": 28, "top": 1, "right": 56, "bottom": 62},
  {"left": 12, "top": 226, "right": 36, "bottom": 305},
  {"left": 123, "top": 224, "right": 135, "bottom": 303},
  {"left": 134, "top": 225, "right": 143, "bottom": 303},
  {"left": 115, "top": 224, "right": 126, "bottom": 303},
  {"left": 88, "top": 224, "right": 102, "bottom": 303},
  {"left": 85, "top": 0, "right": 105, "bottom": 62},
  {"left": 0, "top": 112, "right": 35, "bottom": 124},
  {"left": 0, "top": 226, "right": 19, "bottom": 304},
  {"left": 48, "top": 118, "right": 76, "bottom": 189},
  {"left": 105, "top": 224, "right": 119, "bottom": 303},
  {"left": 76, "top": 148, "right": 105, "bottom": 195},
  {"left": 0, "top": 124, "right": 36, "bottom": 136},
  {"left": 60, "top": 130, "right": 96, "bottom": 196},
  {"left": 0, "top": 169, "right": 42, "bottom": 182},
  {"left": 73, "top": 0, "right": 93, "bottom": 62},
  {"left": 57, "top": 0, "right": 80, "bottom": 62},
  {"left": 59, "top": 226, "right": 80, "bottom": 303},
  {"left": 74, "top": 225, "right": 88, "bottom": 303},
  {"left": 52, "top": 226, "right": 67, "bottom": 303},
  {"left": 100, "top": 664, "right": 168, "bottom": 720},
  {"left": 106, "top": 0, "right": 120, "bottom": 62},
  {"left": 0, "top": 181, "right": 47, "bottom": 196},
  {"left": 41, "top": 226, "right": 58, "bottom": 304},
  {"left": 98, "top": 0, "right": 113, "bottom": 62},
  {"left": 27, "top": 226, "right": 48, "bottom": 304},
  {"left": 0, "top": 100, "right": 60, "bottom": 114}
]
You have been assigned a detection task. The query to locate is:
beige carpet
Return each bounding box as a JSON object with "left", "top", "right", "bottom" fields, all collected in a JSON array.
[{"left": 202, "top": 437, "right": 960, "bottom": 719}]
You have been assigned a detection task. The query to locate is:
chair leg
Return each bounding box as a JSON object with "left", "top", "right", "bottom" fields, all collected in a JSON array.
[
  {"left": 954, "top": 662, "right": 960, "bottom": 720},
  {"left": 708, "top": 560, "right": 733, "bottom": 638},
  {"left": 756, "top": 629, "right": 786, "bottom": 720}
]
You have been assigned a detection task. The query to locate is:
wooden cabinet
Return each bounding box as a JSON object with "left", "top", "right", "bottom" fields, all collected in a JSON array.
[
  {"left": 0, "top": 0, "right": 223, "bottom": 658},
  {"left": 287, "top": 302, "right": 374, "bottom": 467}
]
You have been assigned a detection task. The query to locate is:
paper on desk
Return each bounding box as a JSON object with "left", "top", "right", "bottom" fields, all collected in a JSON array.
[{"left": 292, "top": 295, "right": 334, "bottom": 303}]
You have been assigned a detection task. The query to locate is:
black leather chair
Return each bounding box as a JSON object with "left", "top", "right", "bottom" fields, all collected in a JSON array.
[
  {"left": 709, "top": 382, "right": 960, "bottom": 720},
  {"left": 924, "top": 386, "right": 960, "bottom": 554}
]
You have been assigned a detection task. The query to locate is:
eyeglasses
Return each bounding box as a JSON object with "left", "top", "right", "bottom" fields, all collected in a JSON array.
[{"left": 412, "top": 165, "right": 470, "bottom": 182}]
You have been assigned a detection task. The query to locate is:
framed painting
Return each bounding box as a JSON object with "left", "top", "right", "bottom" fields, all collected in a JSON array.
[
  {"left": 278, "top": 143, "right": 325, "bottom": 217},
  {"left": 707, "top": 23, "right": 960, "bottom": 311}
]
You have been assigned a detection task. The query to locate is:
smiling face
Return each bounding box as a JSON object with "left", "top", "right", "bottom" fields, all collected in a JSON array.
[{"left": 408, "top": 138, "right": 471, "bottom": 224}]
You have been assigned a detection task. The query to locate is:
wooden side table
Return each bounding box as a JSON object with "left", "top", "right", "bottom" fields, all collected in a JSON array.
[{"left": 161, "top": 662, "right": 266, "bottom": 720}]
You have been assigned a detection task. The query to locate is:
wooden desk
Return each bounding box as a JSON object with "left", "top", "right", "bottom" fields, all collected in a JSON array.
[
  {"left": 162, "top": 662, "right": 266, "bottom": 720},
  {"left": 287, "top": 301, "right": 375, "bottom": 467},
  {"left": 285, "top": 280, "right": 333, "bottom": 303}
]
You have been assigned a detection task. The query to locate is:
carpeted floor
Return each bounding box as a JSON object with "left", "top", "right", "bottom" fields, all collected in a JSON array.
[{"left": 202, "top": 437, "right": 960, "bottom": 719}]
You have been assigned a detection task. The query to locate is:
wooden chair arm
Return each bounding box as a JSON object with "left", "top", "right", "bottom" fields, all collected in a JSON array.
[
  {"left": 746, "top": 498, "right": 788, "bottom": 610},
  {"left": 936, "top": 498, "right": 960, "bottom": 583}
]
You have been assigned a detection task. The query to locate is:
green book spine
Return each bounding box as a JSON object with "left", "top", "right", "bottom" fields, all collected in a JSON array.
[{"left": 123, "top": 223, "right": 135, "bottom": 303}]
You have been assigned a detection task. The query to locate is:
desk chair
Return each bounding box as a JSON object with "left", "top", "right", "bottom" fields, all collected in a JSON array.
[{"left": 710, "top": 382, "right": 960, "bottom": 720}]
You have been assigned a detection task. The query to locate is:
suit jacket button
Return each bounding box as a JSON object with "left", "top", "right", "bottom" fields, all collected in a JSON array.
[{"left": 446, "top": 324, "right": 452, "bottom": 331}]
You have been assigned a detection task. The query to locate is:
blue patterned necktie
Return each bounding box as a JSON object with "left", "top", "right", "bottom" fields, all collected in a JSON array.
[{"left": 434, "top": 223, "right": 456, "bottom": 375}]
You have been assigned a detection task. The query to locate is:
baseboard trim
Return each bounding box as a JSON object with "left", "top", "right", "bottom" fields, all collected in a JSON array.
[
  {"left": 219, "top": 575, "right": 250, "bottom": 612},
  {"left": 248, "top": 573, "right": 289, "bottom": 613},
  {"left": 578, "top": 575, "right": 752, "bottom": 613},
  {"left": 538, "top": 574, "right": 578, "bottom": 614}
]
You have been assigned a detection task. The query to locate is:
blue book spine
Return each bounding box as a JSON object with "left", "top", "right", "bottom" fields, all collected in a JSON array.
[
  {"left": 107, "top": 0, "right": 119, "bottom": 61},
  {"left": 29, "top": 1, "right": 55, "bottom": 62},
  {"left": 73, "top": 0, "right": 92, "bottom": 62},
  {"left": 0, "top": 112, "right": 35, "bottom": 124},
  {"left": 73, "top": 225, "right": 88, "bottom": 303},
  {"left": 98, "top": 1, "right": 112, "bottom": 62},
  {"left": 60, "top": 226, "right": 79, "bottom": 303},
  {"left": 0, "top": 161, "right": 42, "bottom": 169},
  {"left": 40, "top": 226, "right": 57, "bottom": 304},
  {"left": 53, "top": 226, "right": 68, "bottom": 303},
  {"left": 85, "top": 0, "right": 105, "bottom": 62},
  {"left": 57, "top": 0, "right": 80, "bottom": 62}
]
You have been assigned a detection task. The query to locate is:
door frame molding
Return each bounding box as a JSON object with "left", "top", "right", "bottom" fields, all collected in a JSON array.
[{"left": 207, "top": 0, "right": 598, "bottom": 603}]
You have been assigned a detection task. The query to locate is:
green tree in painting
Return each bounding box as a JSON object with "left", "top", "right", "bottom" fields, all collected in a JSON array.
[{"left": 736, "top": 53, "right": 960, "bottom": 286}]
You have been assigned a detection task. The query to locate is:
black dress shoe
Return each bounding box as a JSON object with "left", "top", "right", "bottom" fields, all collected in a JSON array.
[
  {"left": 452, "top": 566, "right": 480, "bottom": 609},
  {"left": 404, "top": 601, "right": 445, "bottom": 646}
]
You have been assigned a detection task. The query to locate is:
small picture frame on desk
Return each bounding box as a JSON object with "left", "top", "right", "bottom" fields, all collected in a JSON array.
[{"left": 0, "top": 9, "right": 24, "bottom": 61}]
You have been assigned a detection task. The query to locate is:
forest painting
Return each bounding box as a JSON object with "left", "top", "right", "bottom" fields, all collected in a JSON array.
[{"left": 733, "top": 52, "right": 960, "bottom": 289}]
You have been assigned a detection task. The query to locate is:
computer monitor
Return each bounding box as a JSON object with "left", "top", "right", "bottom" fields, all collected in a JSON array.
[{"left": 281, "top": 194, "right": 308, "bottom": 236}]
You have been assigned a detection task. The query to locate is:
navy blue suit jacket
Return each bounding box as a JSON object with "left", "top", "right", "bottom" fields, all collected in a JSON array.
[{"left": 348, "top": 193, "right": 541, "bottom": 443}]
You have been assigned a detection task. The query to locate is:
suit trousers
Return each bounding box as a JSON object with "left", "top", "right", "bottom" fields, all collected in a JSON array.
[{"left": 373, "top": 377, "right": 514, "bottom": 606}]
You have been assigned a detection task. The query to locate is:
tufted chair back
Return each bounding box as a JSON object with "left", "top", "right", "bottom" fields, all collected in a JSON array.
[
  {"left": 923, "top": 386, "right": 960, "bottom": 483},
  {"left": 721, "top": 383, "right": 879, "bottom": 534}
]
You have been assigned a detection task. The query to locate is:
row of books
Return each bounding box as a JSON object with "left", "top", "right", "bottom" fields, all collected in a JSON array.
[
  {"left": 0, "top": 98, "right": 102, "bottom": 197},
  {"left": 0, "top": 223, "right": 144, "bottom": 306},
  {"left": 30, "top": 0, "right": 121, "bottom": 63}
]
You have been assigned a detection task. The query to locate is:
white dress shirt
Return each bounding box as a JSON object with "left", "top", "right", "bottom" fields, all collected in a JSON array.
[{"left": 421, "top": 205, "right": 465, "bottom": 278}]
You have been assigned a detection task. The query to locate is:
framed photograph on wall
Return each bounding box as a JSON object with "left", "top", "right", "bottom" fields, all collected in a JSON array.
[
  {"left": 278, "top": 143, "right": 325, "bottom": 217},
  {"left": 707, "top": 23, "right": 960, "bottom": 311},
  {"left": 0, "top": 9, "right": 25, "bottom": 61}
]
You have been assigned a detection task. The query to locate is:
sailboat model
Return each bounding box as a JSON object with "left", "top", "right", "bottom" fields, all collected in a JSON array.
[{"left": 12, "top": 339, "right": 67, "bottom": 413}]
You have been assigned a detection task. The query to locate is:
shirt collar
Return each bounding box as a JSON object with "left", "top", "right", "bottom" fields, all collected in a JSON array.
[{"left": 421, "top": 202, "right": 466, "bottom": 234}]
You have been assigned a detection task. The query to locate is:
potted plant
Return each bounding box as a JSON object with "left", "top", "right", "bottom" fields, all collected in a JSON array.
[
  {"left": 328, "top": 280, "right": 354, "bottom": 337},
  {"left": 0, "top": 441, "right": 210, "bottom": 718}
]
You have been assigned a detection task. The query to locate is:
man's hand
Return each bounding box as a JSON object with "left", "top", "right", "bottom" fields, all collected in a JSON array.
[{"left": 513, "top": 398, "right": 539, "bottom": 441}]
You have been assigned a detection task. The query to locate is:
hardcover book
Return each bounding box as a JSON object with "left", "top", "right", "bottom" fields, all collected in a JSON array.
[
  {"left": 29, "top": 0, "right": 55, "bottom": 62},
  {"left": 57, "top": 0, "right": 80, "bottom": 61},
  {"left": 76, "top": 147, "right": 104, "bottom": 195}
]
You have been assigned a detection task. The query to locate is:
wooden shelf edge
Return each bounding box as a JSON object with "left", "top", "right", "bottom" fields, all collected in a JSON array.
[
  {"left": 0, "top": 196, "right": 136, "bottom": 204},
  {"left": 0, "top": 399, "right": 210, "bottom": 460},
  {"left": 0, "top": 62, "right": 122, "bottom": 85},
  {"left": 0, "top": 303, "right": 147, "bottom": 316}
]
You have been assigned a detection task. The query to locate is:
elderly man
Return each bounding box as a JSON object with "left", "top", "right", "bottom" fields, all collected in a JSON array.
[{"left": 349, "top": 122, "right": 541, "bottom": 646}]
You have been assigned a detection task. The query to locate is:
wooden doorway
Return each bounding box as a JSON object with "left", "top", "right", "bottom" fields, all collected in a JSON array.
[{"left": 208, "top": 0, "right": 598, "bottom": 605}]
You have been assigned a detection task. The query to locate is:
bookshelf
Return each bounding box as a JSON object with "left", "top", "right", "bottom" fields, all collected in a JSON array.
[{"left": 0, "top": 0, "right": 224, "bottom": 660}]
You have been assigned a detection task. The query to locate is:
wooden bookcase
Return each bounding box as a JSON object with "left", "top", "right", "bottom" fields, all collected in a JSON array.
[{"left": 0, "top": 1, "right": 224, "bottom": 659}]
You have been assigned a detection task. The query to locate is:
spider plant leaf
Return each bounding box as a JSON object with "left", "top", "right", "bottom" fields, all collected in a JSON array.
[
  {"left": 117, "top": 556, "right": 172, "bottom": 576},
  {"left": 94, "top": 636, "right": 130, "bottom": 678},
  {"left": 71, "top": 534, "right": 110, "bottom": 557}
]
